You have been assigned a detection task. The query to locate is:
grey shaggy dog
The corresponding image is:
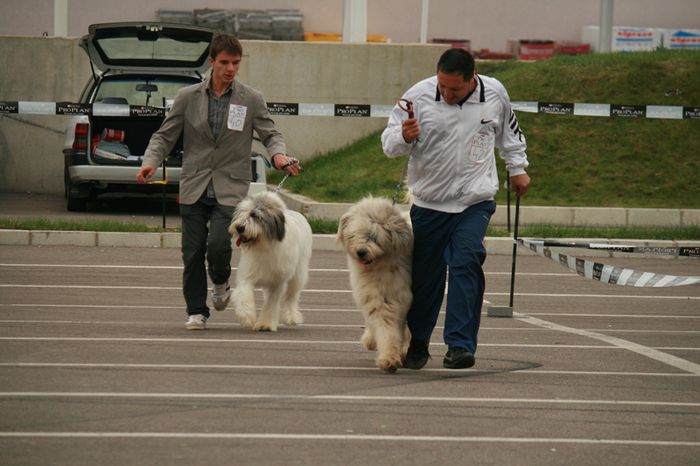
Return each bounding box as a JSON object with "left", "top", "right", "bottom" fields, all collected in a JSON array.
[
  {"left": 336, "top": 196, "right": 413, "bottom": 373},
  {"left": 229, "top": 191, "right": 312, "bottom": 332}
]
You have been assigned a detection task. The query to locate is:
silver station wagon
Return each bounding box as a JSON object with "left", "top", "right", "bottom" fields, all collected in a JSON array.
[{"left": 63, "top": 22, "right": 268, "bottom": 211}]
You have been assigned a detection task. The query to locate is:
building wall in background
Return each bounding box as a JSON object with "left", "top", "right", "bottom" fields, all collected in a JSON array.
[{"left": 1, "top": 0, "right": 699, "bottom": 52}]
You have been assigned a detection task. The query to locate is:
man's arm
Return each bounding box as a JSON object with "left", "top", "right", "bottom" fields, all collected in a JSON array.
[
  {"left": 137, "top": 90, "right": 187, "bottom": 184},
  {"left": 381, "top": 102, "right": 414, "bottom": 159}
]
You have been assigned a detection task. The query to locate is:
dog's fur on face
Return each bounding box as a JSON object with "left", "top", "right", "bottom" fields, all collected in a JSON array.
[
  {"left": 229, "top": 191, "right": 312, "bottom": 332},
  {"left": 336, "top": 196, "right": 413, "bottom": 373}
]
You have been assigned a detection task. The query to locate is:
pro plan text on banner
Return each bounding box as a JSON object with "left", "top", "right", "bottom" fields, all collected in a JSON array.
[
  {"left": 2, "top": 100, "right": 698, "bottom": 120},
  {"left": 0, "top": 102, "right": 165, "bottom": 117},
  {"left": 511, "top": 102, "right": 700, "bottom": 119}
]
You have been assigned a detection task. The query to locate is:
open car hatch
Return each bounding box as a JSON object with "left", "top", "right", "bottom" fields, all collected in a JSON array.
[{"left": 79, "top": 22, "right": 216, "bottom": 75}]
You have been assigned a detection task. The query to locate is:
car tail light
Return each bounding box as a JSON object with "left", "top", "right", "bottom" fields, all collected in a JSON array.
[{"left": 72, "top": 123, "right": 89, "bottom": 150}]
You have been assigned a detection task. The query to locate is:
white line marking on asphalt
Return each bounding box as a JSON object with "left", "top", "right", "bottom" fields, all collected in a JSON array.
[
  {"left": 0, "top": 263, "right": 350, "bottom": 273},
  {"left": 1, "top": 284, "right": 698, "bottom": 300},
  {"left": 0, "top": 305, "right": 357, "bottom": 312},
  {"left": 1, "top": 318, "right": 700, "bottom": 334},
  {"left": 1, "top": 263, "right": 577, "bottom": 277},
  {"left": 2, "top": 392, "right": 699, "bottom": 408},
  {"left": 3, "top": 305, "right": 700, "bottom": 321},
  {"left": 0, "top": 362, "right": 695, "bottom": 377},
  {"left": 590, "top": 329, "right": 700, "bottom": 334},
  {"left": 525, "top": 313, "right": 700, "bottom": 319},
  {"left": 0, "top": 432, "right": 697, "bottom": 446},
  {"left": 0, "top": 336, "right": 697, "bottom": 351},
  {"left": 515, "top": 313, "right": 700, "bottom": 375},
  {"left": 0, "top": 263, "right": 184, "bottom": 270},
  {"left": 492, "top": 292, "right": 700, "bottom": 300}
]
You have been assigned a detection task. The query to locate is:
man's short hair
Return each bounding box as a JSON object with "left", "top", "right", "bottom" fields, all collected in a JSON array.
[
  {"left": 437, "top": 48, "right": 475, "bottom": 81},
  {"left": 210, "top": 31, "right": 243, "bottom": 60}
]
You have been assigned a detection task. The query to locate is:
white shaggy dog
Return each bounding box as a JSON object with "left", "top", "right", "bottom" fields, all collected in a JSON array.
[
  {"left": 336, "top": 196, "right": 413, "bottom": 373},
  {"left": 229, "top": 191, "right": 312, "bottom": 332}
]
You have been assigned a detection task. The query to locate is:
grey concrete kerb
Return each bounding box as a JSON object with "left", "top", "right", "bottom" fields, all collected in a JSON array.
[
  {"left": 274, "top": 188, "right": 700, "bottom": 229},
  {"left": 0, "top": 187, "right": 696, "bottom": 256},
  {"left": 1, "top": 229, "right": 690, "bottom": 258}
]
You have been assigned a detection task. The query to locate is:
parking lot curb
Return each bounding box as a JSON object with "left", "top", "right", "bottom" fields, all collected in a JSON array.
[
  {"left": 273, "top": 189, "right": 700, "bottom": 229},
  {"left": 1, "top": 229, "right": 691, "bottom": 259}
]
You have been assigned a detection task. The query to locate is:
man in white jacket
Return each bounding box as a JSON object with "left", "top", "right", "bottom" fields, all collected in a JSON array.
[{"left": 382, "top": 48, "right": 530, "bottom": 370}]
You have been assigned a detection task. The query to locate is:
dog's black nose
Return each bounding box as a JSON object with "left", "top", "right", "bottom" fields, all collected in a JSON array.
[
  {"left": 356, "top": 249, "right": 367, "bottom": 259},
  {"left": 236, "top": 225, "right": 245, "bottom": 234}
]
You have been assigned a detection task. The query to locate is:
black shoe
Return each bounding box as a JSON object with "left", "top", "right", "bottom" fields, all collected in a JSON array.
[
  {"left": 443, "top": 347, "right": 475, "bottom": 369},
  {"left": 405, "top": 338, "right": 431, "bottom": 370}
]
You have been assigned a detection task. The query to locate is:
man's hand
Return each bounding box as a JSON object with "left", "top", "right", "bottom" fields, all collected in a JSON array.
[
  {"left": 273, "top": 153, "right": 301, "bottom": 175},
  {"left": 510, "top": 173, "right": 531, "bottom": 196},
  {"left": 402, "top": 117, "right": 420, "bottom": 144},
  {"left": 136, "top": 165, "right": 156, "bottom": 184}
]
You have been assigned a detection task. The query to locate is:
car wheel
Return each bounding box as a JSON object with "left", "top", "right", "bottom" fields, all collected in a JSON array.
[{"left": 65, "top": 168, "right": 88, "bottom": 212}]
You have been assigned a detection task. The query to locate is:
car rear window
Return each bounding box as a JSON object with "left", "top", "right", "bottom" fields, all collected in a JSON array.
[
  {"left": 93, "top": 77, "right": 199, "bottom": 107},
  {"left": 91, "top": 25, "right": 212, "bottom": 69}
]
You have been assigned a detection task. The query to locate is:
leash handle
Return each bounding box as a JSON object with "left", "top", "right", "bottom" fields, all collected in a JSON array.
[
  {"left": 392, "top": 140, "right": 416, "bottom": 206},
  {"left": 398, "top": 99, "right": 414, "bottom": 119},
  {"left": 147, "top": 161, "right": 168, "bottom": 185},
  {"left": 273, "top": 157, "right": 300, "bottom": 194},
  {"left": 392, "top": 99, "right": 417, "bottom": 206},
  {"left": 280, "top": 157, "right": 300, "bottom": 170}
]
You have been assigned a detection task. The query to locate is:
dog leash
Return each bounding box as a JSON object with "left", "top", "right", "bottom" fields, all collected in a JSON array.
[
  {"left": 392, "top": 99, "right": 417, "bottom": 206},
  {"left": 274, "top": 157, "right": 301, "bottom": 194}
]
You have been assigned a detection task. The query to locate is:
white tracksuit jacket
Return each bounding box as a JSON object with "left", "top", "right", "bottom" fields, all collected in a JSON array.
[{"left": 382, "top": 74, "right": 529, "bottom": 213}]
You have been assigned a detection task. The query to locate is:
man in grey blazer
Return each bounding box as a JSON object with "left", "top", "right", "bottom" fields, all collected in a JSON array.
[{"left": 137, "top": 32, "right": 299, "bottom": 330}]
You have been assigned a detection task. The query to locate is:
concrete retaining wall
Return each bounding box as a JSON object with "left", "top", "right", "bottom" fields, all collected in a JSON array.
[{"left": 0, "top": 36, "right": 448, "bottom": 195}]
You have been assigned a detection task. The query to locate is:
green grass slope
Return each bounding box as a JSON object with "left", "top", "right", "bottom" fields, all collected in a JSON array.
[{"left": 271, "top": 50, "right": 700, "bottom": 209}]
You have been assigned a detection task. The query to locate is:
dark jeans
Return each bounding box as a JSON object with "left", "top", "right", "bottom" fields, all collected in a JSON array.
[
  {"left": 180, "top": 195, "right": 235, "bottom": 317},
  {"left": 408, "top": 200, "right": 496, "bottom": 353}
]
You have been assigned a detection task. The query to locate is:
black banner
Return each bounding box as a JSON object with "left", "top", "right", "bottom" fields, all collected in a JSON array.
[
  {"left": 267, "top": 102, "right": 299, "bottom": 116},
  {"left": 539, "top": 102, "right": 574, "bottom": 115},
  {"left": 611, "top": 104, "right": 647, "bottom": 118},
  {"left": 334, "top": 104, "right": 371, "bottom": 117}
]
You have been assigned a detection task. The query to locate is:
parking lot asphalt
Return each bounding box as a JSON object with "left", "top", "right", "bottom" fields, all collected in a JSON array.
[
  {"left": 0, "top": 192, "right": 183, "bottom": 229},
  {"left": 1, "top": 234, "right": 699, "bottom": 464}
]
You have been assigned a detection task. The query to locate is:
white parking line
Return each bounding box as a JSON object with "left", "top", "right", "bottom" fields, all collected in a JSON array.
[
  {"left": 0, "top": 336, "right": 697, "bottom": 351},
  {"left": 0, "top": 362, "right": 695, "bottom": 377},
  {"left": 0, "top": 263, "right": 350, "bottom": 273},
  {"left": 0, "top": 431, "right": 697, "bottom": 446},
  {"left": 2, "top": 391, "right": 699, "bottom": 407},
  {"left": 516, "top": 313, "right": 700, "bottom": 375},
  {"left": 0, "top": 284, "right": 698, "bottom": 300},
  {"left": 0, "top": 263, "right": 577, "bottom": 276}
]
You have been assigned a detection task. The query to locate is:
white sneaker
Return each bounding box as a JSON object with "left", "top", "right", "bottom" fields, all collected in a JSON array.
[
  {"left": 212, "top": 283, "right": 232, "bottom": 312},
  {"left": 185, "top": 314, "right": 207, "bottom": 330}
]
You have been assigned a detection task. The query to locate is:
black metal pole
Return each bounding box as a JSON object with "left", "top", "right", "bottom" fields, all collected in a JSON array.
[
  {"left": 508, "top": 195, "right": 520, "bottom": 308},
  {"left": 162, "top": 162, "right": 166, "bottom": 229},
  {"left": 506, "top": 179, "right": 511, "bottom": 232}
]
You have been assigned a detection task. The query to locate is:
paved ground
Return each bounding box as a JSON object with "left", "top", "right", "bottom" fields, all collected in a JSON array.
[
  {"left": 1, "top": 240, "right": 699, "bottom": 465},
  {"left": 0, "top": 192, "right": 182, "bottom": 228}
]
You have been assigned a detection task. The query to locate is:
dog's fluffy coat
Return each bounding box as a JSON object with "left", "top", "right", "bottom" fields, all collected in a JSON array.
[
  {"left": 336, "top": 196, "right": 413, "bottom": 373},
  {"left": 229, "top": 191, "right": 312, "bottom": 331}
]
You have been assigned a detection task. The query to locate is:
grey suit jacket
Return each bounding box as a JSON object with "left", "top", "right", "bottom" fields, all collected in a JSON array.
[{"left": 143, "top": 77, "right": 285, "bottom": 206}]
